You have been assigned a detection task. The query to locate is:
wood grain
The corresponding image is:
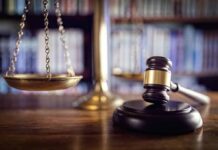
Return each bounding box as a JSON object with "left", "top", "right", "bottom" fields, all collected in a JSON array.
[{"left": 0, "top": 93, "right": 217, "bottom": 150}]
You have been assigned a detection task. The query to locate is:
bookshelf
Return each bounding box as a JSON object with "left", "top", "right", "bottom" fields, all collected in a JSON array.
[
  {"left": 109, "top": 0, "right": 218, "bottom": 92},
  {"left": 0, "top": 0, "right": 93, "bottom": 94}
]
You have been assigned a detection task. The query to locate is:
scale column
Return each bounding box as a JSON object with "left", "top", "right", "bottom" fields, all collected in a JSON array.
[{"left": 72, "top": 0, "right": 124, "bottom": 110}]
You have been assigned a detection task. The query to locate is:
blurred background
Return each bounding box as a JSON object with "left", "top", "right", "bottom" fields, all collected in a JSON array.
[{"left": 0, "top": 0, "right": 218, "bottom": 97}]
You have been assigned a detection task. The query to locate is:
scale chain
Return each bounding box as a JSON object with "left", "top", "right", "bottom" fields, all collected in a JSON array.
[
  {"left": 6, "top": 0, "right": 31, "bottom": 75},
  {"left": 55, "top": 0, "right": 75, "bottom": 76},
  {"left": 6, "top": 0, "right": 75, "bottom": 78},
  {"left": 43, "top": 0, "right": 51, "bottom": 78}
]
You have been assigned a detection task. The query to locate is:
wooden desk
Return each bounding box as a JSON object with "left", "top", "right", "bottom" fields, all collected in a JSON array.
[{"left": 0, "top": 93, "right": 217, "bottom": 150}]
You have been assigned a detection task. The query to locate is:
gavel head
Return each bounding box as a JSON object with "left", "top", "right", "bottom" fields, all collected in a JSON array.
[{"left": 142, "top": 56, "right": 172, "bottom": 104}]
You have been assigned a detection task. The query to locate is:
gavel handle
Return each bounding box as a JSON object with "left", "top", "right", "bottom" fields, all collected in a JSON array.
[{"left": 170, "top": 82, "right": 210, "bottom": 105}]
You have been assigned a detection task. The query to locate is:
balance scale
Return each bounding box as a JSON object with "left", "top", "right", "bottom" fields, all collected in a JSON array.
[{"left": 3, "top": 0, "right": 82, "bottom": 91}]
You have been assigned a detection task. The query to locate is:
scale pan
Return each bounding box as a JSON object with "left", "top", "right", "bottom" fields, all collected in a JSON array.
[
  {"left": 3, "top": 74, "right": 83, "bottom": 91},
  {"left": 113, "top": 71, "right": 143, "bottom": 81}
]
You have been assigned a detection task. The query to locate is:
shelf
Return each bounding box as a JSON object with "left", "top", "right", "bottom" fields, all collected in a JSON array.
[
  {"left": 111, "top": 17, "right": 218, "bottom": 24},
  {"left": 0, "top": 14, "right": 93, "bottom": 30}
]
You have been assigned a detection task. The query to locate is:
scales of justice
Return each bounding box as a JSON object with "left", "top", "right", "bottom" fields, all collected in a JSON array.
[
  {"left": 2, "top": 0, "right": 123, "bottom": 110},
  {"left": 2, "top": 0, "right": 211, "bottom": 134}
]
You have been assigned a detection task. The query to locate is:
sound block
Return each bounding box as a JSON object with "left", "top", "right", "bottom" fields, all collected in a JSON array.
[{"left": 113, "top": 100, "right": 203, "bottom": 134}]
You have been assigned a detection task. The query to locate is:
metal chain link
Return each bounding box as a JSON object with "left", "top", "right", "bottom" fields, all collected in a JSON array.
[
  {"left": 6, "top": 0, "right": 74, "bottom": 77},
  {"left": 55, "top": 0, "right": 75, "bottom": 76},
  {"left": 6, "top": 0, "right": 31, "bottom": 76},
  {"left": 43, "top": 0, "right": 51, "bottom": 78}
]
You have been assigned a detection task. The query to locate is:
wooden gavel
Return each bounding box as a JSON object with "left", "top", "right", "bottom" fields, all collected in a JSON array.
[{"left": 143, "top": 56, "right": 210, "bottom": 105}]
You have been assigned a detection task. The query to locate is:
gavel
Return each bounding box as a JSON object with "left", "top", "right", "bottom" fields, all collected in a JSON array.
[
  {"left": 143, "top": 56, "right": 210, "bottom": 105},
  {"left": 113, "top": 56, "right": 209, "bottom": 134}
]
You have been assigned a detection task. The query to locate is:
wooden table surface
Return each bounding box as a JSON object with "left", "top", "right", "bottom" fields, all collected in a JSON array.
[{"left": 0, "top": 92, "right": 218, "bottom": 150}]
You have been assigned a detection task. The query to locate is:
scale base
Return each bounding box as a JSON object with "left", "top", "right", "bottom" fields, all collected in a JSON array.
[
  {"left": 113, "top": 100, "right": 203, "bottom": 134},
  {"left": 72, "top": 82, "right": 124, "bottom": 110}
]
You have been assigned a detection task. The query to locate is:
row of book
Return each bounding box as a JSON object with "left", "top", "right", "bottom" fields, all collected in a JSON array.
[
  {"left": 0, "top": 29, "right": 85, "bottom": 94},
  {"left": 0, "top": 29, "right": 84, "bottom": 74},
  {"left": 0, "top": 0, "right": 93, "bottom": 15},
  {"left": 110, "top": 0, "right": 218, "bottom": 18},
  {"left": 111, "top": 24, "right": 218, "bottom": 74}
]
